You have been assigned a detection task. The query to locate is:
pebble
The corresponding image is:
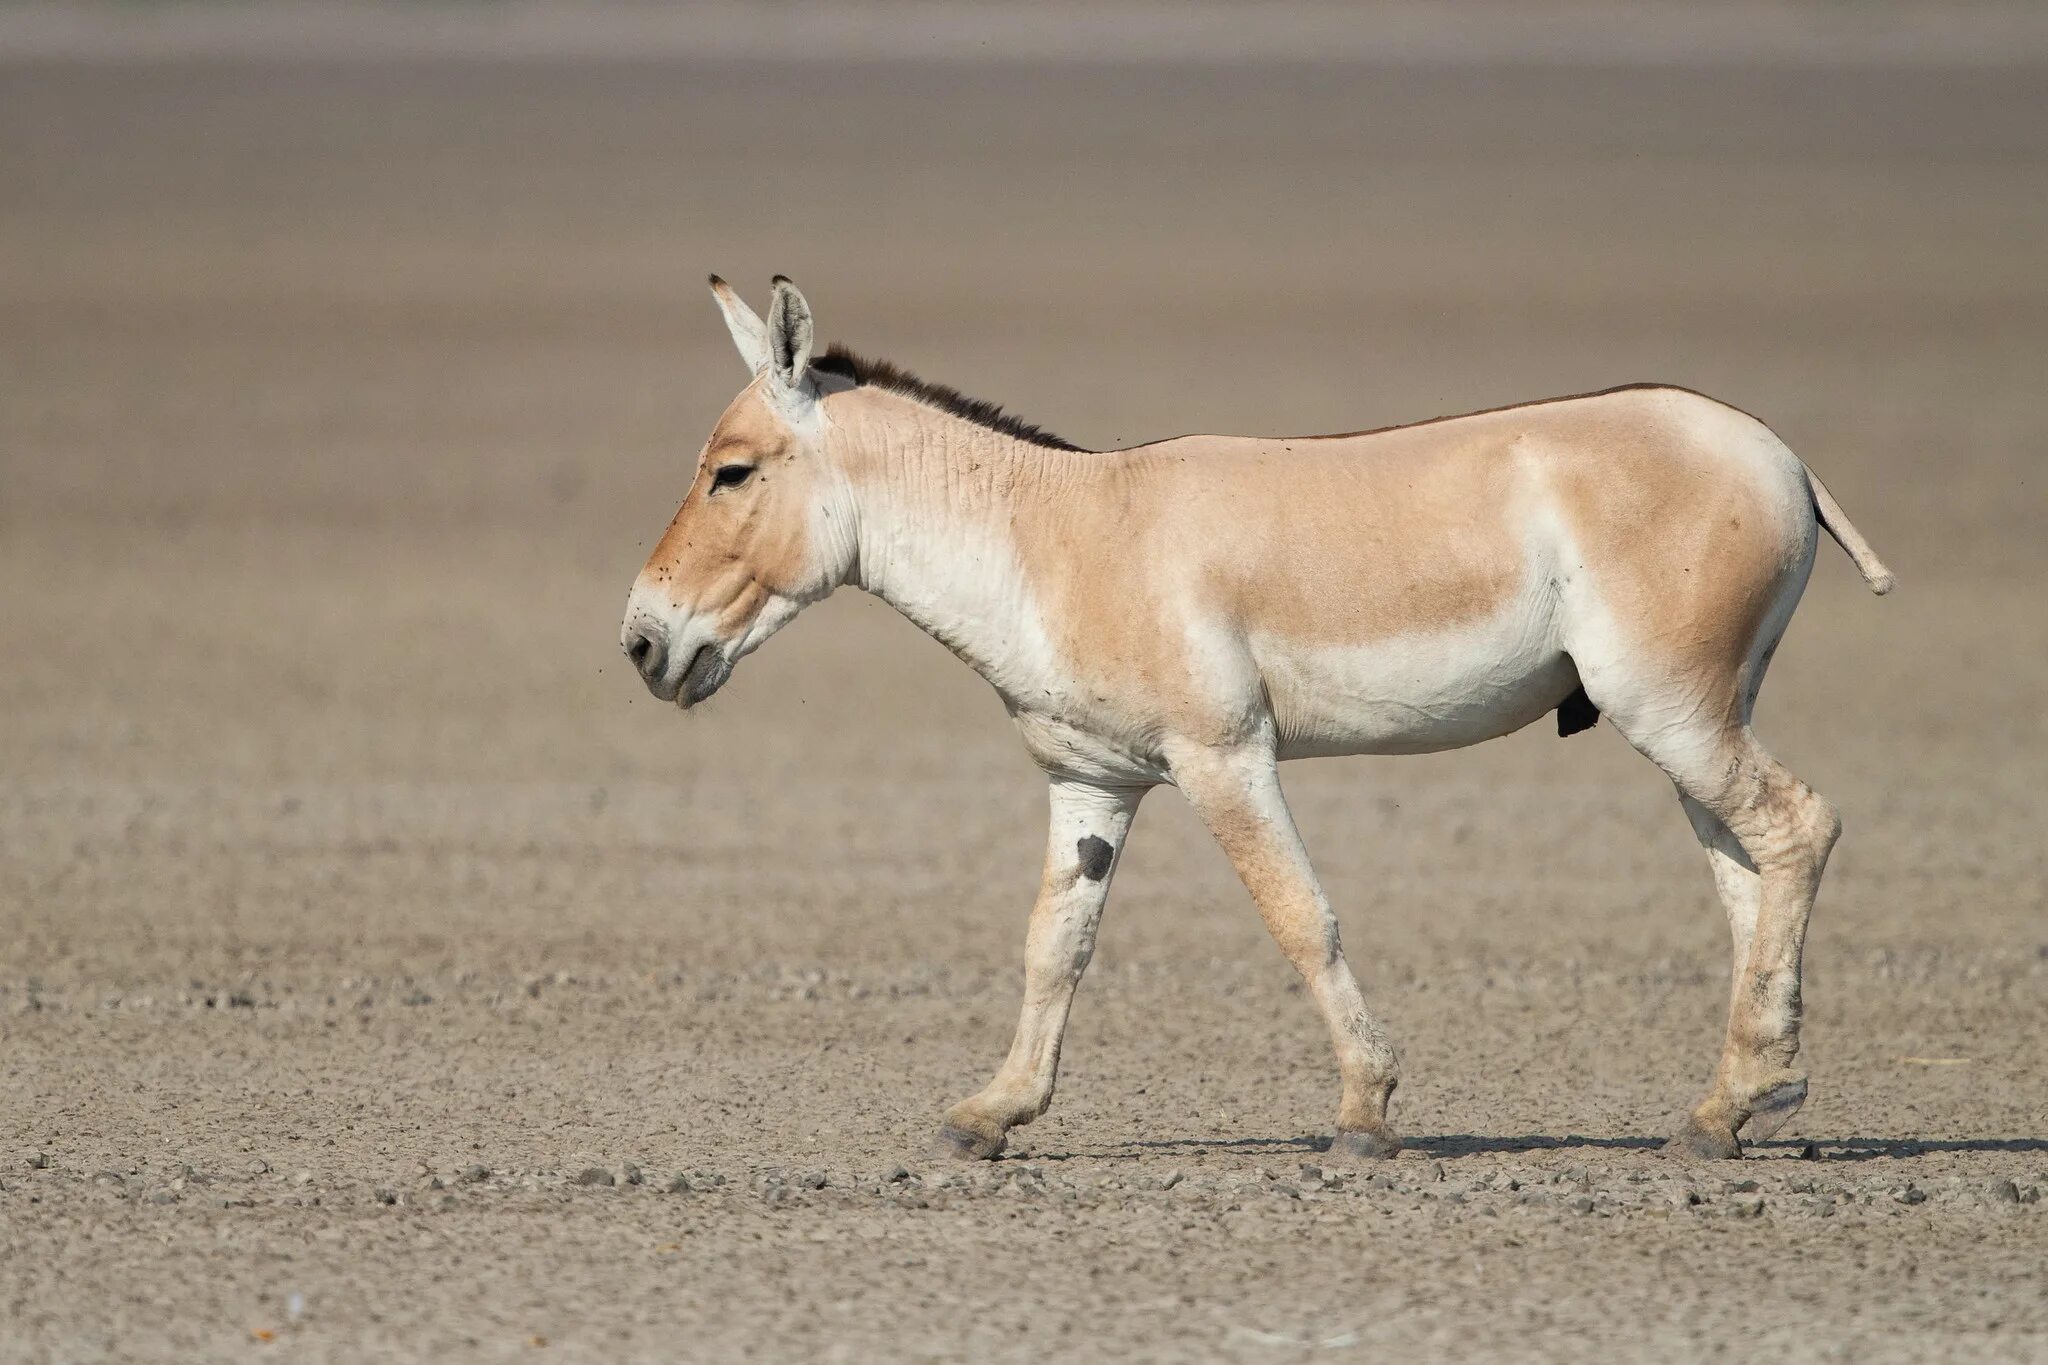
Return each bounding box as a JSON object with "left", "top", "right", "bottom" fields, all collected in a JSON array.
[
  {"left": 800, "top": 1171, "right": 828, "bottom": 1190},
  {"left": 25, "top": 1151, "right": 50, "bottom": 1170},
  {"left": 293, "top": 1170, "right": 314, "bottom": 1186},
  {"left": 374, "top": 1188, "right": 399, "bottom": 1205},
  {"left": 665, "top": 1174, "right": 692, "bottom": 1194},
  {"left": 248, "top": 1159, "right": 271, "bottom": 1176},
  {"left": 1892, "top": 1185, "right": 1928, "bottom": 1205},
  {"left": 1987, "top": 1179, "right": 2022, "bottom": 1205},
  {"left": 622, "top": 1164, "right": 644, "bottom": 1187},
  {"left": 1568, "top": 1195, "right": 1595, "bottom": 1215},
  {"left": 459, "top": 1164, "right": 490, "bottom": 1184},
  {"left": 149, "top": 1189, "right": 177, "bottom": 1205},
  {"left": 1730, "top": 1195, "right": 1766, "bottom": 1218},
  {"left": 573, "top": 1167, "right": 615, "bottom": 1188},
  {"left": 883, "top": 1165, "right": 913, "bottom": 1184}
]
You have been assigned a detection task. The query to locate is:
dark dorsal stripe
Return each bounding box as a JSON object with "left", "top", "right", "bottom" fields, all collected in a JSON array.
[{"left": 813, "top": 344, "right": 1087, "bottom": 452}]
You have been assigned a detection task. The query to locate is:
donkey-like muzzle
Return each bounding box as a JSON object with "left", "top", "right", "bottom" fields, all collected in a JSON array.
[{"left": 622, "top": 614, "right": 733, "bottom": 707}]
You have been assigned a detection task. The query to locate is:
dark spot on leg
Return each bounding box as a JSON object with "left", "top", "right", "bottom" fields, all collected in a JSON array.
[
  {"left": 1076, "top": 835, "right": 1114, "bottom": 881},
  {"left": 1557, "top": 683, "right": 1600, "bottom": 737}
]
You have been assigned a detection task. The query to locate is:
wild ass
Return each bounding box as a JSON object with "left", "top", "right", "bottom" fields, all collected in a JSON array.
[{"left": 621, "top": 276, "right": 1893, "bottom": 1162}]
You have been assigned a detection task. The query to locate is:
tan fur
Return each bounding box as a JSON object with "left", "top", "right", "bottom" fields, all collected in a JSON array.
[
  {"left": 825, "top": 383, "right": 1802, "bottom": 748},
  {"left": 641, "top": 381, "right": 813, "bottom": 640}
]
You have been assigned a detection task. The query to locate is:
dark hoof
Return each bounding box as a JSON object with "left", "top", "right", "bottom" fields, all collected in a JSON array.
[
  {"left": 931, "top": 1125, "right": 1005, "bottom": 1162},
  {"left": 1328, "top": 1128, "right": 1403, "bottom": 1162},
  {"left": 1742, "top": 1076, "right": 1809, "bottom": 1142},
  {"left": 1666, "top": 1115, "right": 1743, "bottom": 1161}
]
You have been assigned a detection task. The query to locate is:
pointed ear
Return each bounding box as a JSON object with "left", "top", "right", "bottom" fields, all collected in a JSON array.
[
  {"left": 708, "top": 274, "right": 770, "bottom": 374},
  {"left": 766, "top": 275, "right": 814, "bottom": 390}
]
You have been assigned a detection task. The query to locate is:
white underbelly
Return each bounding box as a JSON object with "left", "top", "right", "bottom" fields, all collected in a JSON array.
[{"left": 1254, "top": 601, "right": 1573, "bottom": 758}]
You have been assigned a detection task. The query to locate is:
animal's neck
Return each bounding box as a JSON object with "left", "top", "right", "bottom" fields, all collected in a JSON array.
[{"left": 828, "top": 392, "right": 1068, "bottom": 697}]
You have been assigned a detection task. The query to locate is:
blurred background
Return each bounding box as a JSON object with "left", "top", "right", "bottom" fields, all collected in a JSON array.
[{"left": 2, "top": 3, "right": 2045, "bottom": 1357}]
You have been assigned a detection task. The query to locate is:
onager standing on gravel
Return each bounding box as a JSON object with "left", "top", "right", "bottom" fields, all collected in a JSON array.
[{"left": 621, "top": 277, "right": 1893, "bottom": 1162}]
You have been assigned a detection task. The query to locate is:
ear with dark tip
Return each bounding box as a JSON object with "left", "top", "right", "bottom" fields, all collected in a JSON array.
[
  {"left": 709, "top": 273, "right": 771, "bottom": 375},
  {"left": 767, "top": 276, "right": 814, "bottom": 390}
]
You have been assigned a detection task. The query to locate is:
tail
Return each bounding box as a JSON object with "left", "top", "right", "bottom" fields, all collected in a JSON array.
[{"left": 1804, "top": 465, "right": 1895, "bottom": 595}]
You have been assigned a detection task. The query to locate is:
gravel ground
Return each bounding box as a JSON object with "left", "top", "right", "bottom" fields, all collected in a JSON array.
[{"left": 3, "top": 37, "right": 2045, "bottom": 1363}]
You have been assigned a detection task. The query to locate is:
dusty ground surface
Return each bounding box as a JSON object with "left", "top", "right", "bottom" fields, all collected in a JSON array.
[{"left": 3, "top": 27, "right": 2046, "bottom": 1363}]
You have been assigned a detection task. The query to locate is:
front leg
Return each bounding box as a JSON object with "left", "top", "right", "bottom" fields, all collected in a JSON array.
[
  {"left": 1169, "top": 741, "right": 1403, "bottom": 1159},
  {"left": 936, "top": 777, "right": 1145, "bottom": 1160}
]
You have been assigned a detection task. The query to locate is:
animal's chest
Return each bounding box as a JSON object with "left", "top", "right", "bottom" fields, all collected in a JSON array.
[{"left": 1008, "top": 704, "right": 1174, "bottom": 786}]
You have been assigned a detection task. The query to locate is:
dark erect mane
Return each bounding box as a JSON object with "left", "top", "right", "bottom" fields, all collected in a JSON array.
[{"left": 812, "top": 344, "right": 1087, "bottom": 452}]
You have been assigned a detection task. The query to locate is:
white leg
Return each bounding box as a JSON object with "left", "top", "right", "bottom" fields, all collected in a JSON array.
[
  {"left": 936, "top": 778, "right": 1144, "bottom": 1159},
  {"left": 1680, "top": 792, "right": 1763, "bottom": 998},
  {"left": 1169, "top": 742, "right": 1402, "bottom": 1158}
]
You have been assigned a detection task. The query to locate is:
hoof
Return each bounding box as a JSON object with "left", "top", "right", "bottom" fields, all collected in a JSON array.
[
  {"left": 1665, "top": 1114, "right": 1743, "bottom": 1161},
  {"left": 1741, "top": 1076, "right": 1809, "bottom": 1142},
  {"left": 1328, "top": 1127, "right": 1403, "bottom": 1162},
  {"left": 931, "top": 1124, "right": 1005, "bottom": 1162}
]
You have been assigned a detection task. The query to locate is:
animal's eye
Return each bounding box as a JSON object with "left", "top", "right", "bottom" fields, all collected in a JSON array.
[{"left": 712, "top": 463, "right": 755, "bottom": 491}]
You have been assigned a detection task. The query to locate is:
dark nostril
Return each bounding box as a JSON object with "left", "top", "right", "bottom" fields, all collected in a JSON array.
[{"left": 626, "top": 629, "right": 663, "bottom": 678}]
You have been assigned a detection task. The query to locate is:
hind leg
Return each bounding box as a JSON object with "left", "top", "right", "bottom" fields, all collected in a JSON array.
[
  {"left": 1679, "top": 794, "right": 1762, "bottom": 1012},
  {"left": 1653, "top": 730, "right": 1839, "bottom": 1157}
]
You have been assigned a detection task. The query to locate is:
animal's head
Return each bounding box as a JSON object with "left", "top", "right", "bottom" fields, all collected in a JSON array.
[{"left": 620, "top": 276, "right": 857, "bottom": 707}]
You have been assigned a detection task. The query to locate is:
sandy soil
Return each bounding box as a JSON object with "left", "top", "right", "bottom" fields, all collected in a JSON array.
[{"left": 2, "top": 44, "right": 2046, "bottom": 1363}]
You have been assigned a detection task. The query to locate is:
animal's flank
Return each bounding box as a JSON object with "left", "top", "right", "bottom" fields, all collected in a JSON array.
[{"left": 813, "top": 344, "right": 1088, "bottom": 452}]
